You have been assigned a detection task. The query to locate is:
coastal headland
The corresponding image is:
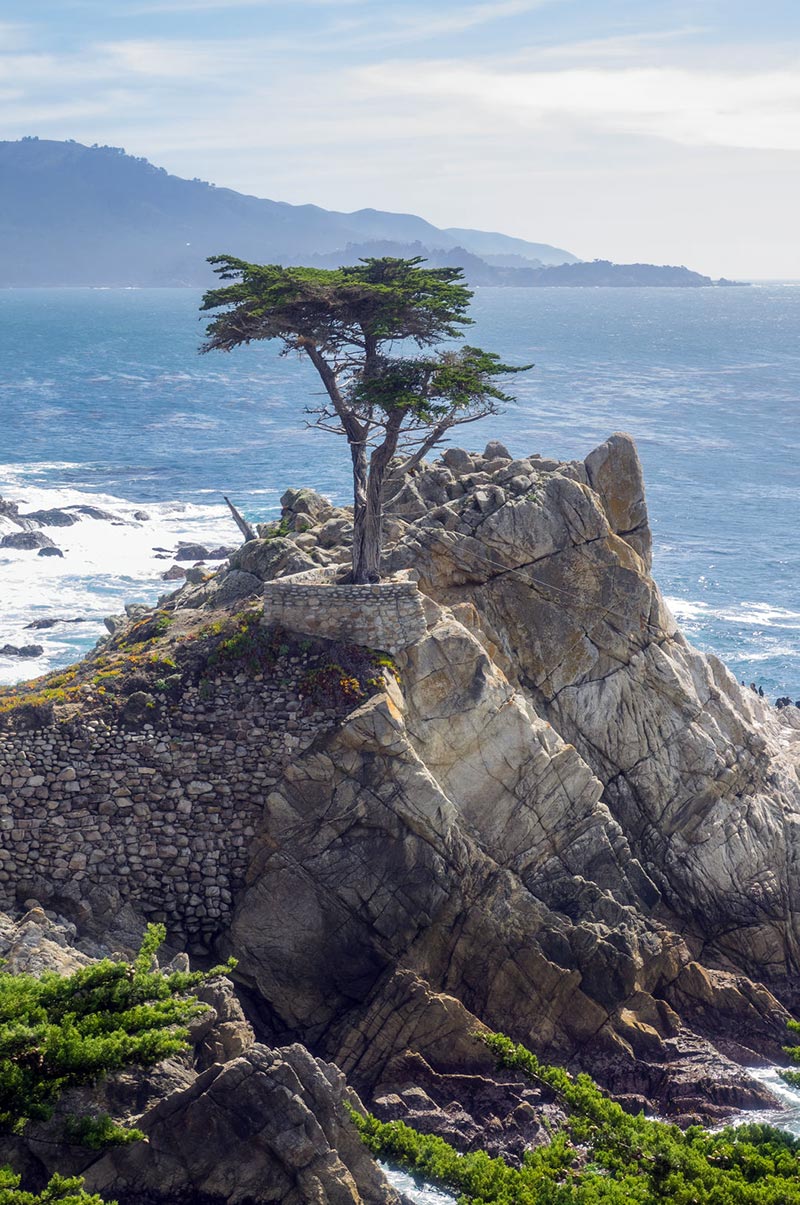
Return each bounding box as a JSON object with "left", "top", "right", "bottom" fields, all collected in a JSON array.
[{"left": 1, "top": 433, "right": 799, "bottom": 1202}]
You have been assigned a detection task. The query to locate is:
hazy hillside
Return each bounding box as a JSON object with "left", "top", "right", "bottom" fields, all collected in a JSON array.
[
  {"left": 0, "top": 139, "right": 736, "bottom": 288},
  {"left": 444, "top": 226, "right": 579, "bottom": 264},
  {"left": 0, "top": 138, "right": 576, "bottom": 287}
]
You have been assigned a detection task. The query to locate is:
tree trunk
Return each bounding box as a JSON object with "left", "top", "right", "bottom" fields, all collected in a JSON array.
[
  {"left": 352, "top": 412, "right": 404, "bottom": 583},
  {"left": 223, "top": 495, "right": 257, "bottom": 543},
  {"left": 355, "top": 461, "right": 384, "bottom": 583},
  {"left": 350, "top": 441, "right": 372, "bottom": 583}
]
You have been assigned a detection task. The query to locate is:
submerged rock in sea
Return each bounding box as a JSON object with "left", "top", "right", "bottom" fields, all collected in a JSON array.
[
  {"left": 0, "top": 643, "right": 44, "bottom": 658},
  {"left": 25, "top": 616, "right": 87, "bottom": 630},
  {"left": 67, "top": 504, "right": 121, "bottom": 521},
  {"left": 175, "top": 542, "right": 213, "bottom": 561},
  {"left": 1, "top": 530, "right": 56, "bottom": 551},
  {"left": 22, "top": 508, "right": 80, "bottom": 527}
]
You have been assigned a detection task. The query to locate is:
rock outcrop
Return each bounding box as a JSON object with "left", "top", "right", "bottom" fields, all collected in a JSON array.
[
  {"left": 0, "top": 908, "right": 408, "bottom": 1205},
  {"left": 383, "top": 435, "right": 800, "bottom": 982},
  {"left": 2, "top": 431, "right": 800, "bottom": 1177}
]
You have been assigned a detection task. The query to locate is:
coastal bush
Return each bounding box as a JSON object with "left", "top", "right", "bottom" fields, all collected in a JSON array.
[
  {"left": 352, "top": 1030, "right": 800, "bottom": 1204},
  {"left": 298, "top": 646, "right": 398, "bottom": 709},
  {"left": 122, "top": 612, "right": 172, "bottom": 647},
  {"left": 0, "top": 1168, "right": 105, "bottom": 1205},
  {"left": 260, "top": 516, "right": 292, "bottom": 541},
  {"left": 0, "top": 924, "right": 235, "bottom": 1204},
  {"left": 780, "top": 1018, "right": 800, "bottom": 1087},
  {"left": 206, "top": 610, "right": 274, "bottom": 672}
]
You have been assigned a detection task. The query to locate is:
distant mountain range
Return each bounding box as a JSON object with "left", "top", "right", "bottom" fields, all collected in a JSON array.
[{"left": 0, "top": 139, "right": 740, "bottom": 288}]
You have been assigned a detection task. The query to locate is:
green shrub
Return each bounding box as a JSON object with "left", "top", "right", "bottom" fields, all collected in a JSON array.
[
  {"left": 63, "top": 1115, "right": 143, "bottom": 1151},
  {"left": 0, "top": 924, "right": 235, "bottom": 1205},
  {"left": 0, "top": 1168, "right": 105, "bottom": 1205},
  {"left": 780, "top": 1019, "right": 800, "bottom": 1088},
  {"left": 352, "top": 1029, "right": 800, "bottom": 1204}
]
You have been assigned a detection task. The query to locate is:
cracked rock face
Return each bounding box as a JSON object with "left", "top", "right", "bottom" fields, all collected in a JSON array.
[
  {"left": 384, "top": 433, "right": 800, "bottom": 981},
  {"left": 229, "top": 608, "right": 785, "bottom": 1119},
  {"left": 222, "top": 431, "right": 799, "bottom": 1125}
]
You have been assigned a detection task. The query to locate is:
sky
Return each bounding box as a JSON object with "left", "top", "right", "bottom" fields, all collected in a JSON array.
[{"left": 1, "top": 1, "right": 799, "bottom": 278}]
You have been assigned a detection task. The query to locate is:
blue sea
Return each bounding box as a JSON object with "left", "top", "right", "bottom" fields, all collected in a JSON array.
[{"left": 1, "top": 285, "right": 799, "bottom": 698}]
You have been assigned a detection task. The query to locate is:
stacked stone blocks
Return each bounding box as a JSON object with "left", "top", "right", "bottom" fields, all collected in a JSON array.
[
  {"left": 262, "top": 571, "right": 427, "bottom": 653},
  {"left": 0, "top": 653, "right": 343, "bottom": 950}
]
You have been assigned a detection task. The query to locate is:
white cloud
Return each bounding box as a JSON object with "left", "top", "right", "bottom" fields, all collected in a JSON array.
[
  {"left": 532, "top": 28, "right": 713, "bottom": 64},
  {"left": 388, "top": 0, "right": 561, "bottom": 41},
  {"left": 1, "top": 12, "right": 798, "bottom": 277},
  {"left": 354, "top": 59, "right": 800, "bottom": 151},
  {"left": 71, "top": 0, "right": 362, "bottom": 10},
  {"left": 100, "top": 38, "right": 263, "bottom": 78}
]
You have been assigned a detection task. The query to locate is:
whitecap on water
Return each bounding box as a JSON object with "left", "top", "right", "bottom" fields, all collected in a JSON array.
[
  {"left": 665, "top": 597, "right": 800, "bottom": 630},
  {"left": 0, "top": 479, "right": 240, "bottom": 686},
  {"left": 382, "top": 1165, "right": 456, "bottom": 1204},
  {"left": 728, "top": 1067, "right": 800, "bottom": 1137}
]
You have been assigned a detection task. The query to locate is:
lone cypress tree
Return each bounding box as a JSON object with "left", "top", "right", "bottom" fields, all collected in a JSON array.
[{"left": 200, "top": 256, "right": 529, "bottom": 583}]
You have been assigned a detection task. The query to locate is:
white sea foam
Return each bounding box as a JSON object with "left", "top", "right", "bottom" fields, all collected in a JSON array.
[
  {"left": 665, "top": 597, "right": 800, "bottom": 629},
  {"left": 0, "top": 479, "right": 243, "bottom": 686},
  {"left": 382, "top": 1166, "right": 455, "bottom": 1204},
  {"left": 729, "top": 1068, "right": 800, "bottom": 1137}
]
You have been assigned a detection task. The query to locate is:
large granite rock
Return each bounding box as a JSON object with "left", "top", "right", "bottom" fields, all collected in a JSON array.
[
  {"left": 229, "top": 536, "right": 316, "bottom": 581},
  {"left": 3, "top": 431, "right": 799, "bottom": 1156},
  {"left": 85, "top": 1044, "right": 406, "bottom": 1205},
  {"left": 384, "top": 435, "right": 800, "bottom": 982},
  {"left": 228, "top": 605, "right": 785, "bottom": 1118}
]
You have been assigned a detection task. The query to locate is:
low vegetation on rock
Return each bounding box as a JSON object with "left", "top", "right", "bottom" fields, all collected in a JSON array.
[
  {"left": 355, "top": 1031, "right": 800, "bottom": 1204},
  {"left": 779, "top": 1021, "right": 800, "bottom": 1088},
  {"left": 0, "top": 603, "right": 393, "bottom": 731},
  {"left": 0, "top": 924, "right": 233, "bottom": 1204}
]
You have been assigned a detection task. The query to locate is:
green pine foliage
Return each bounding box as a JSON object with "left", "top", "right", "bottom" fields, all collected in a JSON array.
[
  {"left": 62, "top": 1116, "right": 144, "bottom": 1151},
  {"left": 200, "top": 254, "right": 531, "bottom": 583},
  {"left": 0, "top": 1168, "right": 105, "bottom": 1205},
  {"left": 0, "top": 923, "right": 235, "bottom": 1205},
  {"left": 780, "top": 1018, "right": 800, "bottom": 1087},
  {"left": 352, "top": 1030, "right": 800, "bottom": 1204}
]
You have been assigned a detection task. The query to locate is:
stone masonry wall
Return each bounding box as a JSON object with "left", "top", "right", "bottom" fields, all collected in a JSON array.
[
  {"left": 0, "top": 649, "right": 346, "bottom": 952},
  {"left": 262, "top": 578, "right": 427, "bottom": 653}
]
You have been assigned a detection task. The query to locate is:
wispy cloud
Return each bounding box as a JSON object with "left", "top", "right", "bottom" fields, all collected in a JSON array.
[
  {"left": 396, "top": 0, "right": 561, "bottom": 40},
  {"left": 100, "top": 38, "right": 268, "bottom": 78},
  {"left": 70, "top": 0, "right": 361, "bottom": 10},
  {"left": 354, "top": 58, "right": 800, "bottom": 151},
  {"left": 533, "top": 27, "right": 713, "bottom": 63},
  {"left": 308, "top": 0, "right": 563, "bottom": 51},
  {"left": 1, "top": 1, "right": 798, "bottom": 276}
]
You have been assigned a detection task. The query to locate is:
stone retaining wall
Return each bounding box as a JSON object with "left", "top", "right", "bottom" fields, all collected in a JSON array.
[
  {"left": 262, "top": 574, "right": 427, "bottom": 653},
  {"left": 0, "top": 650, "right": 346, "bottom": 952}
]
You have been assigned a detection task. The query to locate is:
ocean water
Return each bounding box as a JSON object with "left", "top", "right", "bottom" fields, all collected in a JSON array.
[{"left": 0, "top": 285, "right": 799, "bottom": 696}]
